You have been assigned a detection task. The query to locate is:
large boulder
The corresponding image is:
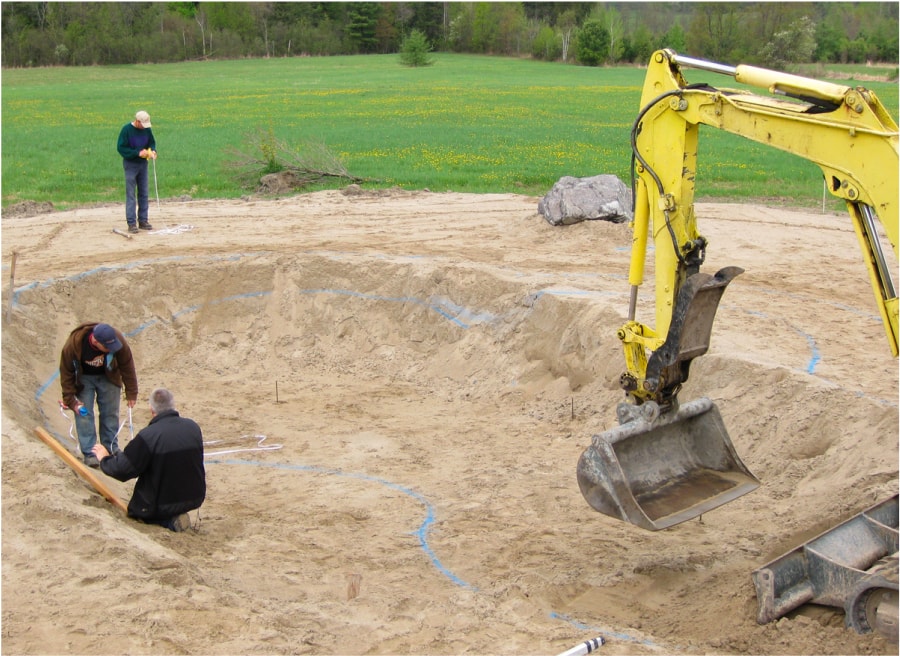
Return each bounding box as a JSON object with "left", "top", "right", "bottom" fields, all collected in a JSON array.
[{"left": 538, "top": 174, "right": 632, "bottom": 226}]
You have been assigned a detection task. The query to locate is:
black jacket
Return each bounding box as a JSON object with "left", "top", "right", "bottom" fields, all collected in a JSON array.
[{"left": 100, "top": 409, "right": 206, "bottom": 520}]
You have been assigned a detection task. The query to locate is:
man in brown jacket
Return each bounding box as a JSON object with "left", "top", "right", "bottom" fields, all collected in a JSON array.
[{"left": 59, "top": 322, "right": 138, "bottom": 467}]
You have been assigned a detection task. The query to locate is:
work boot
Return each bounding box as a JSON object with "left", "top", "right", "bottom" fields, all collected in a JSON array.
[
  {"left": 138, "top": 222, "right": 153, "bottom": 231},
  {"left": 128, "top": 225, "right": 139, "bottom": 234},
  {"left": 170, "top": 513, "right": 191, "bottom": 532}
]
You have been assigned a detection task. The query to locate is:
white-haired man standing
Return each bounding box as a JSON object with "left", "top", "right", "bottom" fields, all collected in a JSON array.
[{"left": 116, "top": 109, "right": 157, "bottom": 234}]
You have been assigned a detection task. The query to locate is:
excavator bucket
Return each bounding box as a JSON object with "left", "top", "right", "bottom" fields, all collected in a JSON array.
[
  {"left": 577, "top": 397, "right": 760, "bottom": 531},
  {"left": 577, "top": 265, "right": 758, "bottom": 530}
]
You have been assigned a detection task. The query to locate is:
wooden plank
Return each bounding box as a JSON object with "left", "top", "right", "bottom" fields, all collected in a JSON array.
[{"left": 33, "top": 426, "right": 128, "bottom": 514}]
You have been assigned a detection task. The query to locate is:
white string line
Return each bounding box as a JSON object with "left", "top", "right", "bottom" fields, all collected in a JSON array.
[
  {"left": 114, "top": 417, "right": 129, "bottom": 439},
  {"left": 149, "top": 224, "right": 195, "bottom": 235},
  {"left": 57, "top": 404, "right": 281, "bottom": 456},
  {"left": 58, "top": 402, "right": 77, "bottom": 442},
  {"left": 204, "top": 434, "right": 283, "bottom": 456},
  {"left": 58, "top": 401, "right": 134, "bottom": 444}
]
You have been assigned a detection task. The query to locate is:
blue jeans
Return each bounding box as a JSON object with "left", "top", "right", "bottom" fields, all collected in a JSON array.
[
  {"left": 74, "top": 375, "right": 121, "bottom": 457},
  {"left": 123, "top": 158, "right": 149, "bottom": 226}
]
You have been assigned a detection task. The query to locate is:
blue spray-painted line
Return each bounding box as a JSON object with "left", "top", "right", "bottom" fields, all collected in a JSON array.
[
  {"left": 35, "top": 373, "right": 60, "bottom": 403},
  {"left": 549, "top": 612, "right": 669, "bottom": 650},
  {"left": 754, "top": 286, "right": 881, "bottom": 322},
  {"left": 748, "top": 286, "right": 882, "bottom": 375},
  {"left": 33, "top": 286, "right": 495, "bottom": 407},
  {"left": 205, "top": 458, "right": 476, "bottom": 591},
  {"left": 35, "top": 324, "right": 162, "bottom": 402},
  {"left": 28, "top": 269, "right": 895, "bottom": 409},
  {"left": 534, "top": 288, "right": 622, "bottom": 301},
  {"left": 129, "top": 318, "right": 164, "bottom": 335},
  {"left": 13, "top": 258, "right": 500, "bottom": 330},
  {"left": 11, "top": 253, "right": 270, "bottom": 306},
  {"left": 295, "top": 288, "right": 497, "bottom": 328},
  {"left": 795, "top": 329, "right": 821, "bottom": 374},
  {"left": 25, "top": 255, "right": 893, "bottom": 406},
  {"left": 22, "top": 259, "right": 881, "bottom": 645},
  {"left": 719, "top": 302, "right": 828, "bottom": 374},
  {"left": 170, "top": 291, "right": 273, "bottom": 320},
  {"left": 207, "top": 459, "right": 667, "bottom": 648},
  {"left": 38, "top": 357, "right": 477, "bottom": 590}
]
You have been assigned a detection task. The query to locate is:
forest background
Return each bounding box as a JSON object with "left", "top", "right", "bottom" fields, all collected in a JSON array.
[{"left": 2, "top": 1, "right": 898, "bottom": 71}]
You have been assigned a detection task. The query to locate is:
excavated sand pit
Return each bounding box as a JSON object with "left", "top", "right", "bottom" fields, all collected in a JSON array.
[{"left": 2, "top": 190, "right": 897, "bottom": 655}]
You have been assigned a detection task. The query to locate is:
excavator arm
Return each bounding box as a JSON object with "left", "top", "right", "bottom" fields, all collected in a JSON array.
[
  {"left": 623, "top": 49, "right": 898, "bottom": 407},
  {"left": 578, "top": 49, "right": 898, "bottom": 529},
  {"left": 577, "top": 49, "right": 899, "bottom": 639}
]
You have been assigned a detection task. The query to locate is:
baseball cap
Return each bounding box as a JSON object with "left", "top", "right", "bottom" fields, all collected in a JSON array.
[
  {"left": 93, "top": 323, "right": 123, "bottom": 353},
  {"left": 135, "top": 110, "right": 152, "bottom": 128}
]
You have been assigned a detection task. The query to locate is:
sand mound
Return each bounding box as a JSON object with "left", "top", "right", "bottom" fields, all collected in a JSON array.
[{"left": 2, "top": 190, "right": 896, "bottom": 655}]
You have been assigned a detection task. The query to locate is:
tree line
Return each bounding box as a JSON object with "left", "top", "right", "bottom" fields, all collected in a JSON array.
[{"left": 2, "top": 2, "right": 897, "bottom": 69}]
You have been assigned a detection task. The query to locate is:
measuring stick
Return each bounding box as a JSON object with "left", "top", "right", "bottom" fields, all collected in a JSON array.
[{"left": 152, "top": 156, "right": 160, "bottom": 211}]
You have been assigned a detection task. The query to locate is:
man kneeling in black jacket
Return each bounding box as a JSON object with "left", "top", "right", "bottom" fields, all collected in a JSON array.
[{"left": 93, "top": 387, "right": 205, "bottom": 532}]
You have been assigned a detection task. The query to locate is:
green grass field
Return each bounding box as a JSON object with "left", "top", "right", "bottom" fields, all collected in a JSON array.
[{"left": 2, "top": 53, "right": 897, "bottom": 210}]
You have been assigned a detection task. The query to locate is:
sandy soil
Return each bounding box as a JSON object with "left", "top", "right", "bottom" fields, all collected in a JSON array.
[{"left": 1, "top": 189, "right": 897, "bottom": 655}]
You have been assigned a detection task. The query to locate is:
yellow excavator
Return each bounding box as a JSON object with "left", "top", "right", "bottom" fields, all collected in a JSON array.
[{"left": 576, "top": 49, "right": 898, "bottom": 638}]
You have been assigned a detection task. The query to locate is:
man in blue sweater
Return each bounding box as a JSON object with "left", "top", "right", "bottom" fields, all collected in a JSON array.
[
  {"left": 93, "top": 388, "right": 205, "bottom": 532},
  {"left": 116, "top": 110, "right": 157, "bottom": 234}
]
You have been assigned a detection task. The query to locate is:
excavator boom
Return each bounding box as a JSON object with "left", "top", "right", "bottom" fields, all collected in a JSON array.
[{"left": 576, "top": 49, "right": 898, "bottom": 637}]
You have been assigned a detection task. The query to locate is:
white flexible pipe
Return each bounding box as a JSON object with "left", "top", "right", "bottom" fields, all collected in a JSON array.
[{"left": 556, "top": 636, "right": 605, "bottom": 656}]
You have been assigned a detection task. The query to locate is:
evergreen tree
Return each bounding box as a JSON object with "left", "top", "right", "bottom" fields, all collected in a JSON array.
[
  {"left": 346, "top": 2, "right": 380, "bottom": 54},
  {"left": 399, "top": 28, "right": 434, "bottom": 67},
  {"left": 576, "top": 18, "right": 610, "bottom": 66},
  {"left": 410, "top": 2, "right": 447, "bottom": 48}
]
